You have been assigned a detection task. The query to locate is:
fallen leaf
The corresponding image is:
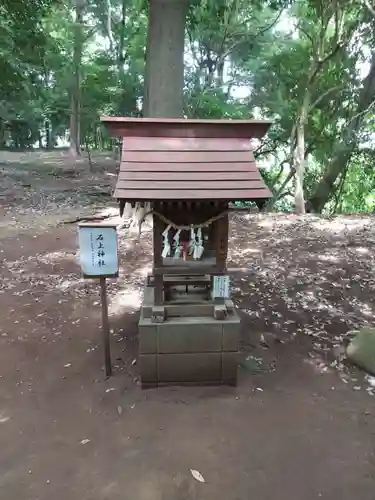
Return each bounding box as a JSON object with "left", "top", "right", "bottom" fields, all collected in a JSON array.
[
  {"left": 117, "top": 405, "right": 123, "bottom": 415},
  {"left": 190, "top": 469, "right": 205, "bottom": 483}
]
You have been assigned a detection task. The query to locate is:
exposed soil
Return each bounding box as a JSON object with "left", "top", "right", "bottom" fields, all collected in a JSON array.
[{"left": 1, "top": 151, "right": 375, "bottom": 500}]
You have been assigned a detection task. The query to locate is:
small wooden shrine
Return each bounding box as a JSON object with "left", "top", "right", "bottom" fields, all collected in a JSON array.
[{"left": 101, "top": 117, "right": 272, "bottom": 387}]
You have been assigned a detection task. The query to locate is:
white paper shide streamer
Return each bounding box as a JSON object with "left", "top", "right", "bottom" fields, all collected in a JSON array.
[
  {"left": 161, "top": 224, "right": 172, "bottom": 258},
  {"left": 124, "top": 202, "right": 152, "bottom": 235},
  {"left": 122, "top": 202, "right": 133, "bottom": 218},
  {"left": 188, "top": 226, "right": 204, "bottom": 260},
  {"left": 188, "top": 227, "right": 195, "bottom": 256},
  {"left": 132, "top": 203, "right": 145, "bottom": 228},
  {"left": 144, "top": 202, "right": 152, "bottom": 227},
  {"left": 173, "top": 229, "right": 182, "bottom": 258},
  {"left": 194, "top": 227, "right": 204, "bottom": 260}
]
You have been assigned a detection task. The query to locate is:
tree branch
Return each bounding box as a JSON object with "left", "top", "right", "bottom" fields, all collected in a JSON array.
[
  {"left": 266, "top": 169, "right": 295, "bottom": 209},
  {"left": 214, "top": 0, "right": 236, "bottom": 68},
  {"left": 272, "top": 159, "right": 288, "bottom": 187},
  {"left": 85, "top": 26, "right": 97, "bottom": 41},
  {"left": 332, "top": 162, "right": 350, "bottom": 214},
  {"left": 308, "top": 42, "right": 343, "bottom": 84},
  {"left": 254, "top": 8, "right": 284, "bottom": 39},
  {"left": 216, "top": 10, "right": 284, "bottom": 67},
  {"left": 277, "top": 190, "right": 293, "bottom": 201},
  {"left": 253, "top": 145, "right": 279, "bottom": 159},
  {"left": 362, "top": 0, "right": 375, "bottom": 18},
  {"left": 347, "top": 98, "right": 375, "bottom": 127},
  {"left": 297, "top": 23, "right": 314, "bottom": 44},
  {"left": 265, "top": 122, "right": 299, "bottom": 207},
  {"left": 309, "top": 84, "right": 344, "bottom": 110}
]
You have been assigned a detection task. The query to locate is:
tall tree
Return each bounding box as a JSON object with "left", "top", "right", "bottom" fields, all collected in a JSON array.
[
  {"left": 143, "top": 0, "right": 189, "bottom": 117},
  {"left": 69, "top": 0, "right": 85, "bottom": 156},
  {"left": 248, "top": 0, "right": 363, "bottom": 212},
  {"left": 308, "top": 8, "right": 375, "bottom": 212},
  {"left": 290, "top": 0, "right": 359, "bottom": 213},
  {"left": 0, "top": 0, "right": 55, "bottom": 147}
]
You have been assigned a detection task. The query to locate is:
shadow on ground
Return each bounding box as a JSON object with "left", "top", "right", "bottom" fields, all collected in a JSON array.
[{"left": 1, "top": 213, "right": 375, "bottom": 499}]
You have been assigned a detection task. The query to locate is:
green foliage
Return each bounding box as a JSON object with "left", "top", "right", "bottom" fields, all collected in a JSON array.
[
  {"left": 0, "top": 0, "right": 147, "bottom": 148},
  {"left": 333, "top": 150, "right": 375, "bottom": 213},
  {"left": 0, "top": 0, "right": 375, "bottom": 213}
]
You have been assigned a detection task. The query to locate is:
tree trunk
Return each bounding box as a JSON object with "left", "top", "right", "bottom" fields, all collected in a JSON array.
[
  {"left": 94, "top": 128, "right": 98, "bottom": 149},
  {"left": 0, "top": 120, "right": 5, "bottom": 149},
  {"left": 118, "top": 0, "right": 126, "bottom": 74},
  {"left": 143, "top": 0, "right": 189, "bottom": 117},
  {"left": 45, "top": 121, "right": 52, "bottom": 149},
  {"left": 117, "top": 0, "right": 138, "bottom": 115},
  {"left": 294, "top": 119, "right": 305, "bottom": 214},
  {"left": 308, "top": 51, "right": 375, "bottom": 212},
  {"left": 106, "top": 0, "right": 114, "bottom": 53},
  {"left": 217, "top": 59, "right": 224, "bottom": 86},
  {"left": 292, "top": 92, "right": 310, "bottom": 214},
  {"left": 69, "top": 0, "right": 85, "bottom": 157},
  {"left": 117, "top": 0, "right": 126, "bottom": 114}
]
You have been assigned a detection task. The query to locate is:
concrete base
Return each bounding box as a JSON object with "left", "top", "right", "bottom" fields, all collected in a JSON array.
[{"left": 138, "top": 282, "right": 240, "bottom": 387}]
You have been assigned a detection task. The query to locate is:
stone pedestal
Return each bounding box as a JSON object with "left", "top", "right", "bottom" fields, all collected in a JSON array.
[{"left": 138, "top": 282, "right": 240, "bottom": 387}]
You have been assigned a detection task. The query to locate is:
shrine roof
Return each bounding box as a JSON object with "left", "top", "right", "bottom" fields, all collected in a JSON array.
[{"left": 101, "top": 117, "right": 273, "bottom": 202}]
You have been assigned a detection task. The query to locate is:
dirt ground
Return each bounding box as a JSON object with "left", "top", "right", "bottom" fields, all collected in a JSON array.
[{"left": 1, "top": 151, "right": 375, "bottom": 500}]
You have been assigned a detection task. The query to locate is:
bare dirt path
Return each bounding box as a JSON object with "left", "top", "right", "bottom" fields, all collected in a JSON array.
[{"left": 1, "top": 153, "right": 375, "bottom": 500}]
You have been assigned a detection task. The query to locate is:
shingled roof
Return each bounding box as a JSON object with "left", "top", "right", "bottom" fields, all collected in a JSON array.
[{"left": 101, "top": 117, "right": 273, "bottom": 203}]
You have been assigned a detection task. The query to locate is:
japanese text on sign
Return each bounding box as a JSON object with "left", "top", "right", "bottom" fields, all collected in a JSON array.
[
  {"left": 78, "top": 225, "right": 118, "bottom": 277},
  {"left": 212, "top": 275, "right": 230, "bottom": 298}
]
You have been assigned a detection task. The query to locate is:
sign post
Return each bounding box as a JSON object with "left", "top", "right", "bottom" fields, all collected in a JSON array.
[
  {"left": 212, "top": 275, "right": 230, "bottom": 299},
  {"left": 77, "top": 223, "right": 119, "bottom": 378},
  {"left": 100, "top": 277, "right": 112, "bottom": 377}
]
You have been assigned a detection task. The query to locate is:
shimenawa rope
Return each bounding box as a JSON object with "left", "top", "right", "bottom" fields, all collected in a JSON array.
[{"left": 139, "top": 209, "right": 229, "bottom": 233}]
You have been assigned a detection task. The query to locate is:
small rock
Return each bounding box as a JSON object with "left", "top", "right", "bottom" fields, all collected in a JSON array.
[
  {"left": 259, "top": 332, "right": 279, "bottom": 347},
  {"left": 346, "top": 328, "right": 375, "bottom": 375}
]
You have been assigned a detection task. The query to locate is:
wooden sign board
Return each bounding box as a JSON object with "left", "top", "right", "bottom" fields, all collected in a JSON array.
[
  {"left": 212, "top": 275, "right": 230, "bottom": 299},
  {"left": 78, "top": 223, "right": 119, "bottom": 278},
  {"left": 77, "top": 223, "right": 119, "bottom": 378}
]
